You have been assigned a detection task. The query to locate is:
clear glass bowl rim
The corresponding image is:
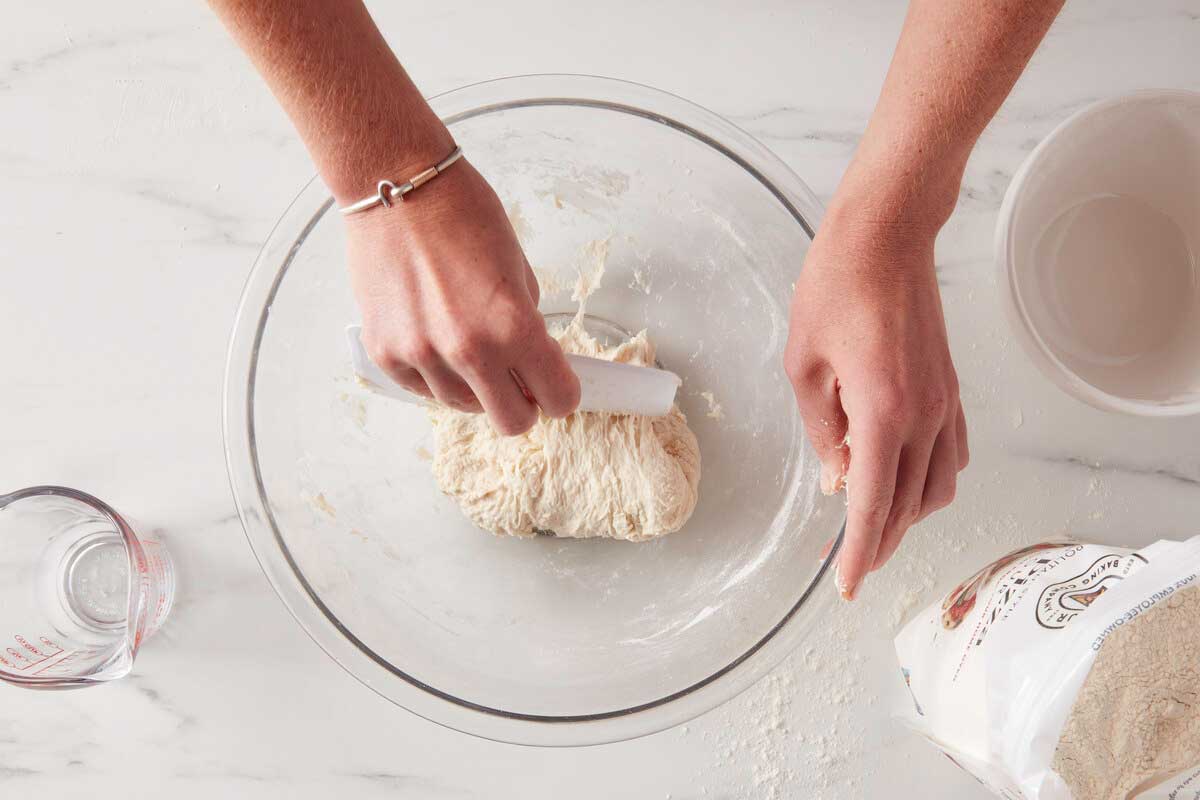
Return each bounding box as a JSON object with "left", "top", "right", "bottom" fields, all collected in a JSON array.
[{"left": 222, "top": 73, "right": 843, "bottom": 746}]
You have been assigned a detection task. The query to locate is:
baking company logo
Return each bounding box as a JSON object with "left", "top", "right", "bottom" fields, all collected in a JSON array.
[
  {"left": 1035, "top": 552, "right": 1148, "bottom": 629},
  {"left": 941, "top": 542, "right": 1065, "bottom": 631}
]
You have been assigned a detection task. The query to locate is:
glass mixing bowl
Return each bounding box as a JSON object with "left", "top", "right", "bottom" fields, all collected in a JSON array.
[{"left": 224, "top": 74, "right": 844, "bottom": 746}]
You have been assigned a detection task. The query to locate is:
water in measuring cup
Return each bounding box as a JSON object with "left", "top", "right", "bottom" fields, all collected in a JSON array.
[
  {"left": 62, "top": 532, "right": 134, "bottom": 628},
  {"left": 0, "top": 491, "right": 174, "bottom": 685},
  {"left": 37, "top": 520, "right": 175, "bottom": 646},
  {"left": 1033, "top": 193, "right": 1200, "bottom": 401}
]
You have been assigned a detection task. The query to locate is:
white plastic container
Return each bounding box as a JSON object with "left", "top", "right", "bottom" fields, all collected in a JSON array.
[{"left": 996, "top": 90, "right": 1200, "bottom": 416}]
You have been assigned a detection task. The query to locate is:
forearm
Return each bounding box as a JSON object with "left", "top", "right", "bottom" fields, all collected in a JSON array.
[
  {"left": 208, "top": 0, "right": 452, "bottom": 203},
  {"left": 836, "top": 0, "right": 1065, "bottom": 233}
]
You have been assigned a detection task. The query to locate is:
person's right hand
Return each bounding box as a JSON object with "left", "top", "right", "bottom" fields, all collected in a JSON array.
[{"left": 345, "top": 158, "right": 581, "bottom": 435}]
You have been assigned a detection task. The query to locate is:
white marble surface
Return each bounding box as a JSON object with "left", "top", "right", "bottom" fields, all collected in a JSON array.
[{"left": 2, "top": 1, "right": 1199, "bottom": 797}]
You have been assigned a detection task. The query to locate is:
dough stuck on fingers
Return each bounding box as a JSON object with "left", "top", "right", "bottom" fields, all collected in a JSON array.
[{"left": 429, "top": 321, "right": 701, "bottom": 541}]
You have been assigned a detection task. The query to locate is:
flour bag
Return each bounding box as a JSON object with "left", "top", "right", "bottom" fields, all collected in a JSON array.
[{"left": 895, "top": 536, "right": 1200, "bottom": 799}]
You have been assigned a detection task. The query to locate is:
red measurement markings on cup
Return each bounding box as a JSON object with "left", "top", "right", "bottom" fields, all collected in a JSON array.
[{"left": 1, "top": 635, "right": 78, "bottom": 675}]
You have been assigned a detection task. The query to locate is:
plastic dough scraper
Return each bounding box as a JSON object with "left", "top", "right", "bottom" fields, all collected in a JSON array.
[{"left": 346, "top": 325, "right": 681, "bottom": 416}]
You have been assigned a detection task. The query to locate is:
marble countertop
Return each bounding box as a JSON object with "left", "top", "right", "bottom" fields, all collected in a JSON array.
[{"left": 2, "top": 1, "right": 1198, "bottom": 797}]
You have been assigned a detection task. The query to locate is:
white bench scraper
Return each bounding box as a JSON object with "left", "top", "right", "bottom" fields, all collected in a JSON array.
[{"left": 346, "top": 325, "right": 680, "bottom": 417}]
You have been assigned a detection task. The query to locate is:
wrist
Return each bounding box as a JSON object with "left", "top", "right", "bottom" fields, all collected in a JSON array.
[
  {"left": 811, "top": 188, "right": 940, "bottom": 286},
  {"left": 819, "top": 187, "right": 941, "bottom": 257},
  {"left": 325, "top": 127, "right": 457, "bottom": 207},
  {"left": 831, "top": 169, "right": 957, "bottom": 241},
  {"left": 340, "top": 157, "right": 487, "bottom": 239},
  {"left": 831, "top": 132, "right": 970, "bottom": 238}
]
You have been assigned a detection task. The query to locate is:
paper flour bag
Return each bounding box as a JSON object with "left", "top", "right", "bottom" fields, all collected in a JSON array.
[{"left": 895, "top": 536, "right": 1200, "bottom": 799}]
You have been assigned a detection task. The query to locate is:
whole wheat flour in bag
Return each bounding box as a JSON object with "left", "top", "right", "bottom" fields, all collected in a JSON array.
[
  {"left": 1053, "top": 585, "right": 1200, "bottom": 800},
  {"left": 895, "top": 536, "right": 1200, "bottom": 799}
]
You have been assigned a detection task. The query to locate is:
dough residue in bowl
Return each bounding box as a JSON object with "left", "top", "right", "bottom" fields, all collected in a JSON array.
[{"left": 429, "top": 322, "right": 701, "bottom": 541}]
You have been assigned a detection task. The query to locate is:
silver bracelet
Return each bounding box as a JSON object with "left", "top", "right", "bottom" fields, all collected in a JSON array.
[{"left": 338, "top": 145, "right": 464, "bottom": 216}]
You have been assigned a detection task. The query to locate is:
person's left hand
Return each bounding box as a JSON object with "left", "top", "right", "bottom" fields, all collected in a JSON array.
[{"left": 784, "top": 202, "right": 969, "bottom": 600}]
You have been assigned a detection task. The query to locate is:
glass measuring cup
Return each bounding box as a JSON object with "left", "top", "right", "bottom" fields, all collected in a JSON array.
[{"left": 0, "top": 486, "right": 175, "bottom": 688}]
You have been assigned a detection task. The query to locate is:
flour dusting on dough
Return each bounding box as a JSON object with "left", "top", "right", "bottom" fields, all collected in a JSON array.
[{"left": 429, "top": 322, "right": 701, "bottom": 541}]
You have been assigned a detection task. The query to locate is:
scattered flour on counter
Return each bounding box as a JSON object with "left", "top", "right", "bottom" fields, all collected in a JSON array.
[
  {"left": 687, "top": 489, "right": 1023, "bottom": 796},
  {"left": 890, "top": 586, "right": 928, "bottom": 631},
  {"left": 881, "top": 531, "right": 954, "bottom": 629},
  {"left": 699, "top": 602, "right": 871, "bottom": 799}
]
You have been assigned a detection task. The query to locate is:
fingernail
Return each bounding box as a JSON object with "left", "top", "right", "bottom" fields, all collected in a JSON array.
[{"left": 834, "top": 563, "right": 857, "bottom": 601}]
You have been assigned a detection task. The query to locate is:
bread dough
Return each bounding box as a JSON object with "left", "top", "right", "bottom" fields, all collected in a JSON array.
[{"left": 429, "top": 322, "right": 701, "bottom": 541}]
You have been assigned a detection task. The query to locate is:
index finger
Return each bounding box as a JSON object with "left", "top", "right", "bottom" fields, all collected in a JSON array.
[{"left": 836, "top": 425, "right": 901, "bottom": 601}]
